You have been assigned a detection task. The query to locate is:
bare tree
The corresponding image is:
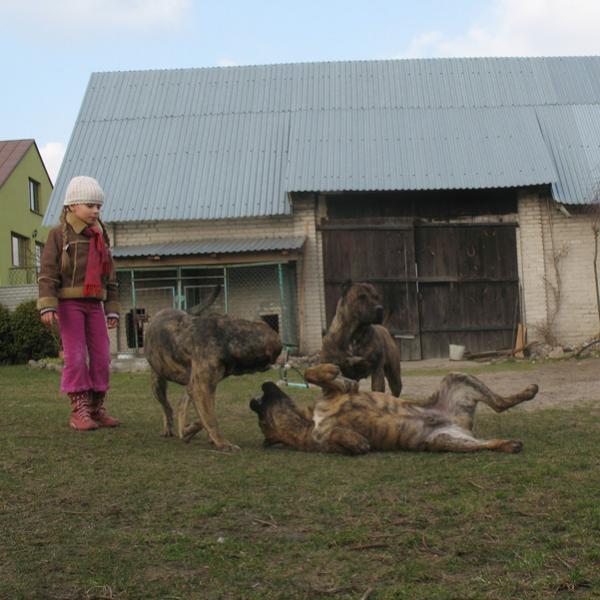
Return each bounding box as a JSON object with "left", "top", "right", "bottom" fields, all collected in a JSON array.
[
  {"left": 589, "top": 186, "right": 600, "bottom": 332},
  {"left": 534, "top": 198, "right": 569, "bottom": 346}
]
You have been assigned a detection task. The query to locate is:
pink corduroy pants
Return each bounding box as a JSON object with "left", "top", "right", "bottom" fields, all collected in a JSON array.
[{"left": 57, "top": 299, "right": 110, "bottom": 394}]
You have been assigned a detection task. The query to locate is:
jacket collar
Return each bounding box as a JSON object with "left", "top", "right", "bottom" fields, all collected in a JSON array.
[{"left": 66, "top": 211, "right": 101, "bottom": 235}]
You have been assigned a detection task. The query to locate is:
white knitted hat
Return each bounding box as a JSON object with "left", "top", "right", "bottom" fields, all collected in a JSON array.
[{"left": 64, "top": 176, "right": 105, "bottom": 206}]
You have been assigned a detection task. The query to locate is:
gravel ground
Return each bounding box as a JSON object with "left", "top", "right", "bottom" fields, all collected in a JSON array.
[{"left": 383, "top": 356, "right": 600, "bottom": 412}]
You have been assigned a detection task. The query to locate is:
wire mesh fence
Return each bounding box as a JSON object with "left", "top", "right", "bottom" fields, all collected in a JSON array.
[
  {"left": 8, "top": 267, "right": 38, "bottom": 285},
  {"left": 116, "top": 262, "right": 298, "bottom": 353}
]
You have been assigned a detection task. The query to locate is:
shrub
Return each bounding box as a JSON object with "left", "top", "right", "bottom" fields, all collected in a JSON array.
[
  {"left": 0, "top": 303, "right": 13, "bottom": 364},
  {"left": 11, "top": 300, "right": 59, "bottom": 363}
]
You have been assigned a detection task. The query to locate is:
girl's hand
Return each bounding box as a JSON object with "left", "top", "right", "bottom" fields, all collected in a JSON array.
[
  {"left": 107, "top": 317, "right": 118, "bottom": 329},
  {"left": 41, "top": 311, "right": 59, "bottom": 328}
]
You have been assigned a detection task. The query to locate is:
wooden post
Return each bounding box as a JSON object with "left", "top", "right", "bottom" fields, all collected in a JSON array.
[{"left": 514, "top": 324, "right": 526, "bottom": 358}]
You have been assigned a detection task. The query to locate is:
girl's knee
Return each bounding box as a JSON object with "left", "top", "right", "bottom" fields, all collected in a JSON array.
[{"left": 64, "top": 349, "right": 88, "bottom": 368}]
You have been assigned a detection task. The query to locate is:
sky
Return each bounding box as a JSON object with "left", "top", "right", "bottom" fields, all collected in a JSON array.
[{"left": 2, "top": 0, "right": 600, "bottom": 184}]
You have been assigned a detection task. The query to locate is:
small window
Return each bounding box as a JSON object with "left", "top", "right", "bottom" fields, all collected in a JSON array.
[
  {"left": 11, "top": 233, "right": 29, "bottom": 267},
  {"left": 260, "top": 313, "right": 280, "bottom": 333},
  {"left": 35, "top": 242, "right": 44, "bottom": 273},
  {"left": 29, "top": 178, "right": 40, "bottom": 213}
]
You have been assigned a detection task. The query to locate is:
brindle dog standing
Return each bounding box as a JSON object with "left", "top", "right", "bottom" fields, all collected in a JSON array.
[
  {"left": 250, "top": 363, "right": 539, "bottom": 455},
  {"left": 320, "top": 281, "right": 402, "bottom": 396},
  {"left": 145, "top": 302, "right": 281, "bottom": 451}
]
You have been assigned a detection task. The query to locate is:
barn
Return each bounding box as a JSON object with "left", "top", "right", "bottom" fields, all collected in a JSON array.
[{"left": 43, "top": 56, "right": 600, "bottom": 359}]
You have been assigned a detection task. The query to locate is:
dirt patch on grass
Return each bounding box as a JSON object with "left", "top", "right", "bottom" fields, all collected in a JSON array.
[{"left": 398, "top": 357, "right": 600, "bottom": 412}]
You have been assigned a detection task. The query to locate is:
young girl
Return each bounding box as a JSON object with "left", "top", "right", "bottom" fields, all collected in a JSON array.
[{"left": 38, "top": 176, "right": 121, "bottom": 431}]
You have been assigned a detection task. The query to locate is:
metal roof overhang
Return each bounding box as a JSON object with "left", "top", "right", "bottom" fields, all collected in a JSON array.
[{"left": 112, "top": 236, "right": 306, "bottom": 266}]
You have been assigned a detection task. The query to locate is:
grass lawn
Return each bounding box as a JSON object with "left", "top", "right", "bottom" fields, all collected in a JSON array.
[{"left": 1, "top": 364, "right": 599, "bottom": 599}]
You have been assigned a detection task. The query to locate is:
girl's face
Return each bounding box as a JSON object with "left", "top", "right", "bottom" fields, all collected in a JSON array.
[{"left": 69, "top": 203, "right": 101, "bottom": 226}]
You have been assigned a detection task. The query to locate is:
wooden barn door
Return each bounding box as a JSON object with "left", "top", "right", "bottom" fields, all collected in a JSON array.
[
  {"left": 321, "top": 221, "right": 519, "bottom": 360},
  {"left": 414, "top": 223, "right": 519, "bottom": 358},
  {"left": 321, "top": 224, "right": 422, "bottom": 360}
]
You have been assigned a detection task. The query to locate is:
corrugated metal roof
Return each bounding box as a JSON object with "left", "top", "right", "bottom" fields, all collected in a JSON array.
[
  {"left": 535, "top": 104, "right": 600, "bottom": 203},
  {"left": 285, "top": 106, "right": 556, "bottom": 192},
  {"left": 111, "top": 236, "right": 305, "bottom": 258},
  {"left": 45, "top": 56, "right": 600, "bottom": 224},
  {"left": 58, "top": 112, "right": 289, "bottom": 222},
  {"left": 0, "top": 139, "right": 34, "bottom": 189}
]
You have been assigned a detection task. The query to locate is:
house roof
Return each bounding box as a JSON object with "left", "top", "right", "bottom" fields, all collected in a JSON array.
[
  {"left": 0, "top": 139, "right": 34, "bottom": 189},
  {"left": 44, "top": 56, "right": 600, "bottom": 225},
  {"left": 111, "top": 236, "right": 306, "bottom": 258}
]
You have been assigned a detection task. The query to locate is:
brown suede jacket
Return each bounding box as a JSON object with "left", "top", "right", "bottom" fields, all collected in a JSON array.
[{"left": 37, "top": 212, "right": 120, "bottom": 316}]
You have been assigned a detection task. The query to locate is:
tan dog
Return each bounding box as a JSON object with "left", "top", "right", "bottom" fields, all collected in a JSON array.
[
  {"left": 145, "top": 307, "right": 282, "bottom": 452},
  {"left": 320, "top": 281, "right": 402, "bottom": 396},
  {"left": 250, "top": 364, "right": 538, "bottom": 455}
]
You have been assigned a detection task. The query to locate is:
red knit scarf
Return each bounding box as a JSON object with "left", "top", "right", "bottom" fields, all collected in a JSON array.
[{"left": 81, "top": 226, "right": 111, "bottom": 297}]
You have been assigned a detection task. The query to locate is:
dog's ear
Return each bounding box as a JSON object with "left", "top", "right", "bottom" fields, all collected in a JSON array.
[{"left": 341, "top": 279, "right": 353, "bottom": 298}]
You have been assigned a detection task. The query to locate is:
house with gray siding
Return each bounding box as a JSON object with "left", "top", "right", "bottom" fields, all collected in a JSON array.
[{"left": 44, "top": 56, "right": 600, "bottom": 358}]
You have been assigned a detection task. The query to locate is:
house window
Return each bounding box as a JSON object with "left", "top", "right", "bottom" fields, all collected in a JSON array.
[
  {"left": 35, "top": 242, "right": 44, "bottom": 273},
  {"left": 11, "top": 233, "right": 29, "bottom": 267},
  {"left": 29, "top": 178, "right": 40, "bottom": 213}
]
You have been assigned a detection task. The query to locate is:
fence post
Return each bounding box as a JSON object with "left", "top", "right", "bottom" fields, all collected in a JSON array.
[
  {"left": 177, "top": 266, "right": 183, "bottom": 310},
  {"left": 224, "top": 266, "right": 229, "bottom": 314},
  {"left": 277, "top": 263, "right": 287, "bottom": 343}
]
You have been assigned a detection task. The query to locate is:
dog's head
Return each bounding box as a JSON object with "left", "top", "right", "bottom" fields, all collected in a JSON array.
[
  {"left": 218, "top": 319, "right": 283, "bottom": 375},
  {"left": 250, "top": 382, "right": 314, "bottom": 447},
  {"left": 339, "top": 281, "right": 384, "bottom": 325}
]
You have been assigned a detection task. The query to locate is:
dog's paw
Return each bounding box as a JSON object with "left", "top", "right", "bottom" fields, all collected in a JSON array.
[
  {"left": 499, "top": 439, "right": 523, "bottom": 454},
  {"left": 181, "top": 421, "right": 203, "bottom": 443},
  {"left": 345, "top": 439, "right": 370, "bottom": 455},
  {"left": 161, "top": 428, "right": 174, "bottom": 437},
  {"left": 212, "top": 440, "right": 241, "bottom": 452}
]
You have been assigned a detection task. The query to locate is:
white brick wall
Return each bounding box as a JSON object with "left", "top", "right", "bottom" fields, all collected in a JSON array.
[
  {"left": 518, "top": 192, "right": 600, "bottom": 345},
  {"left": 113, "top": 196, "right": 326, "bottom": 354},
  {"left": 113, "top": 189, "right": 600, "bottom": 354},
  {"left": 0, "top": 284, "right": 38, "bottom": 311}
]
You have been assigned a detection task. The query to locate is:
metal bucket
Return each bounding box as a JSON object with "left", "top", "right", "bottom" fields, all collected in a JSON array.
[{"left": 449, "top": 344, "right": 466, "bottom": 361}]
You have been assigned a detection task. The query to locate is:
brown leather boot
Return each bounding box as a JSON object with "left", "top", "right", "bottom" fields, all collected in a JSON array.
[
  {"left": 90, "top": 391, "right": 121, "bottom": 427},
  {"left": 68, "top": 391, "right": 99, "bottom": 431}
]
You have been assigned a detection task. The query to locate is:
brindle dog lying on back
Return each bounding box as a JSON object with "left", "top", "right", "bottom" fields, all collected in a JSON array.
[
  {"left": 145, "top": 296, "right": 281, "bottom": 451},
  {"left": 250, "top": 364, "right": 538, "bottom": 455},
  {"left": 321, "top": 281, "right": 402, "bottom": 396}
]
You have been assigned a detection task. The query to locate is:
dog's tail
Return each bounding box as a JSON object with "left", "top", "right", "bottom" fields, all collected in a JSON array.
[{"left": 187, "top": 283, "right": 222, "bottom": 316}]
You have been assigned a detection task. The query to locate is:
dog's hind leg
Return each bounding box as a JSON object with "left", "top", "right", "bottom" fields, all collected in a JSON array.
[
  {"left": 176, "top": 390, "right": 204, "bottom": 440},
  {"left": 429, "top": 373, "right": 538, "bottom": 432},
  {"left": 187, "top": 363, "right": 239, "bottom": 451},
  {"left": 181, "top": 420, "right": 204, "bottom": 443},
  {"left": 426, "top": 426, "right": 523, "bottom": 454},
  {"left": 151, "top": 371, "right": 173, "bottom": 437},
  {"left": 476, "top": 379, "right": 539, "bottom": 413},
  {"left": 383, "top": 333, "right": 402, "bottom": 397}
]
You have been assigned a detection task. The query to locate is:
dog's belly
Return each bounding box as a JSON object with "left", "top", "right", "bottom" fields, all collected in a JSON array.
[
  {"left": 350, "top": 412, "right": 438, "bottom": 451},
  {"left": 150, "top": 357, "right": 191, "bottom": 385}
]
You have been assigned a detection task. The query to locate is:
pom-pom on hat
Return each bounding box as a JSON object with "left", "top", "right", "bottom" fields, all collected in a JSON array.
[{"left": 64, "top": 176, "right": 105, "bottom": 206}]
